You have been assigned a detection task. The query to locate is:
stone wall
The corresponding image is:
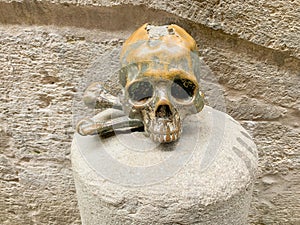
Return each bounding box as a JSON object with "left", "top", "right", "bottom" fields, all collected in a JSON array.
[{"left": 0, "top": 1, "right": 299, "bottom": 224}]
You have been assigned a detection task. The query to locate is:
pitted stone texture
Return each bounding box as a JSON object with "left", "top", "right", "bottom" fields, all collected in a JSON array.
[
  {"left": 0, "top": 1, "right": 299, "bottom": 224},
  {"left": 0, "top": 25, "right": 124, "bottom": 225},
  {"left": 72, "top": 106, "right": 257, "bottom": 225},
  {"left": 242, "top": 121, "right": 300, "bottom": 225}
]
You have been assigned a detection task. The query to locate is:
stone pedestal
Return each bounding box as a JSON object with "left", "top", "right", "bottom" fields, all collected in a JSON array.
[{"left": 71, "top": 106, "right": 258, "bottom": 225}]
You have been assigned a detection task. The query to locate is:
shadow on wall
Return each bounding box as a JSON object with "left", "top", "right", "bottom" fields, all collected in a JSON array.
[
  {"left": 0, "top": 1, "right": 180, "bottom": 30},
  {"left": 0, "top": 0, "right": 298, "bottom": 72}
]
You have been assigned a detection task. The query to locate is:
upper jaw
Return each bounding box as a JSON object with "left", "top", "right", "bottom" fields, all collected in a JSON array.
[{"left": 147, "top": 117, "right": 182, "bottom": 143}]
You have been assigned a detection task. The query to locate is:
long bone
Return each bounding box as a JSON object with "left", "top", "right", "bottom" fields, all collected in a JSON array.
[
  {"left": 76, "top": 111, "right": 144, "bottom": 136},
  {"left": 82, "top": 82, "right": 123, "bottom": 110},
  {"left": 77, "top": 83, "right": 144, "bottom": 136}
]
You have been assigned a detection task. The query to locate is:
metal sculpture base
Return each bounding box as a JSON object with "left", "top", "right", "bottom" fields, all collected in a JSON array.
[{"left": 71, "top": 106, "right": 258, "bottom": 225}]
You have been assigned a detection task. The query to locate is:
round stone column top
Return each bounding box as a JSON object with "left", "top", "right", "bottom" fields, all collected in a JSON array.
[{"left": 72, "top": 106, "right": 258, "bottom": 224}]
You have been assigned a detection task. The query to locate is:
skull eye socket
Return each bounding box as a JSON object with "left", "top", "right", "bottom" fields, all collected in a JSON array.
[
  {"left": 171, "top": 78, "right": 196, "bottom": 101},
  {"left": 128, "top": 81, "right": 153, "bottom": 103}
]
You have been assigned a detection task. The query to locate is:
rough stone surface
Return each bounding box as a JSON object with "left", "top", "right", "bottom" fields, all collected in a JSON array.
[
  {"left": 0, "top": 0, "right": 299, "bottom": 58},
  {"left": 72, "top": 106, "right": 257, "bottom": 225},
  {"left": 0, "top": 0, "right": 299, "bottom": 225}
]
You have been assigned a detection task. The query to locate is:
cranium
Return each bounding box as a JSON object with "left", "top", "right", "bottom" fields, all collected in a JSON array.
[
  {"left": 118, "top": 24, "right": 204, "bottom": 143},
  {"left": 76, "top": 24, "right": 204, "bottom": 144}
]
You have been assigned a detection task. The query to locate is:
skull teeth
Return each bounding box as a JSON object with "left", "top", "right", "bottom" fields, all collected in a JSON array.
[
  {"left": 148, "top": 129, "right": 181, "bottom": 143},
  {"left": 150, "top": 132, "right": 180, "bottom": 143},
  {"left": 148, "top": 118, "right": 180, "bottom": 134},
  {"left": 144, "top": 113, "right": 182, "bottom": 143}
]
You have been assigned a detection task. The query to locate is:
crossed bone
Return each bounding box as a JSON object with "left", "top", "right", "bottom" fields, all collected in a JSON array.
[{"left": 76, "top": 82, "right": 144, "bottom": 137}]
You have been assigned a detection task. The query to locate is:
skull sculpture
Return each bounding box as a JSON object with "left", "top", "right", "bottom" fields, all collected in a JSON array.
[
  {"left": 76, "top": 24, "right": 204, "bottom": 143},
  {"left": 118, "top": 24, "right": 204, "bottom": 143}
]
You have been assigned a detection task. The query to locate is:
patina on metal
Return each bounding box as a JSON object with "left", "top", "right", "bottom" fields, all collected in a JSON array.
[{"left": 76, "top": 23, "right": 204, "bottom": 143}]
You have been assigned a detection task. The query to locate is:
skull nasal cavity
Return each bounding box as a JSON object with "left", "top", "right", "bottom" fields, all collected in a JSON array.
[{"left": 156, "top": 105, "right": 172, "bottom": 118}]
